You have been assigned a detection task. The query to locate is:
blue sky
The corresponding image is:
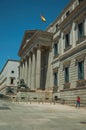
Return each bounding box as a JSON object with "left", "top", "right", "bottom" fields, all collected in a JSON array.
[{"left": 0, "top": 0, "right": 70, "bottom": 71}]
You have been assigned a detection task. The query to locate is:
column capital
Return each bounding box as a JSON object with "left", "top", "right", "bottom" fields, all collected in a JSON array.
[
  {"left": 36, "top": 44, "right": 41, "bottom": 49},
  {"left": 25, "top": 55, "right": 29, "bottom": 60},
  {"left": 32, "top": 47, "right": 36, "bottom": 53}
]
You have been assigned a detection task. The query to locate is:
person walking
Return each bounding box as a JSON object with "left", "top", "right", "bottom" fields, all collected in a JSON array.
[{"left": 76, "top": 96, "right": 80, "bottom": 108}]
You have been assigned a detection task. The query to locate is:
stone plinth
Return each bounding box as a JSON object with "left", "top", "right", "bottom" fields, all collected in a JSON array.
[{"left": 16, "top": 89, "right": 53, "bottom": 103}]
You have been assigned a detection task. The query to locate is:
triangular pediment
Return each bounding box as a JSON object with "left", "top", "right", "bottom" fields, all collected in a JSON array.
[
  {"left": 18, "top": 30, "right": 37, "bottom": 54},
  {"left": 18, "top": 30, "right": 53, "bottom": 57}
]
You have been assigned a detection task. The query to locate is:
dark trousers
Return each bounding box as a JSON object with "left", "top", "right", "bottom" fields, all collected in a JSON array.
[{"left": 76, "top": 101, "right": 80, "bottom": 107}]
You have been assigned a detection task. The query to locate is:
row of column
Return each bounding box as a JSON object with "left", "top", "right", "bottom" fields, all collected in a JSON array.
[{"left": 19, "top": 47, "right": 41, "bottom": 90}]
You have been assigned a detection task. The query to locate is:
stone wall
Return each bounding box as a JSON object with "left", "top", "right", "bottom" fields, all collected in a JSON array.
[
  {"left": 60, "top": 87, "right": 86, "bottom": 107},
  {"left": 59, "top": 48, "right": 86, "bottom": 90},
  {"left": 16, "top": 91, "right": 53, "bottom": 102}
]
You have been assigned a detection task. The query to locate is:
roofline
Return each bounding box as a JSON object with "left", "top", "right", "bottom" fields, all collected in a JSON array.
[
  {"left": 46, "top": 0, "right": 74, "bottom": 31},
  {"left": 18, "top": 30, "right": 39, "bottom": 54}
]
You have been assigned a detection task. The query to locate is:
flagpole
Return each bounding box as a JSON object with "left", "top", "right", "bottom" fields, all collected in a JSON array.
[{"left": 40, "top": 14, "right": 42, "bottom": 30}]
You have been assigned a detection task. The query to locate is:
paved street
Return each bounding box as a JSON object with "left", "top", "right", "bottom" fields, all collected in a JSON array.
[{"left": 0, "top": 100, "right": 86, "bottom": 130}]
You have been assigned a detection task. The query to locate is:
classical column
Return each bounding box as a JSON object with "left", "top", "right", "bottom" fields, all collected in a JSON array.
[
  {"left": 28, "top": 54, "right": 32, "bottom": 89},
  {"left": 22, "top": 61, "right": 25, "bottom": 80},
  {"left": 49, "top": 49, "right": 53, "bottom": 89},
  {"left": 45, "top": 48, "right": 51, "bottom": 90},
  {"left": 31, "top": 49, "right": 36, "bottom": 90},
  {"left": 36, "top": 47, "right": 41, "bottom": 89},
  {"left": 84, "top": 17, "right": 86, "bottom": 35},
  {"left": 24, "top": 57, "right": 28, "bottom": 84},
  {"left": 19, "top": 61, "right": 23, "bottom": 79},
  {"left": 75, "top": 22, "right": 78, "bottom": 41},
  {"left": 61, "top": 32, "right": 64, "bottom": 55},
  {"left": 27, "top": 57, "right": 29, "bottom": 87},
  {"left": 72, "top": 22, "right": 76, "bottom": 47}
]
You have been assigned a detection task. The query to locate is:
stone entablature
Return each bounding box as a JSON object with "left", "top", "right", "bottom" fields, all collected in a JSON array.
[
  {"left": 59, "top": 40, "right": 86, "bottom": 61},
  {"left": 18, "top": 30, "right": 53, "bottom": 57}
]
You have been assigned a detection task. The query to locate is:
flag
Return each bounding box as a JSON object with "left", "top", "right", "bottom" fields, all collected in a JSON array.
[{"left": 41, "top": 15, "right": 46, "bottom": 22}]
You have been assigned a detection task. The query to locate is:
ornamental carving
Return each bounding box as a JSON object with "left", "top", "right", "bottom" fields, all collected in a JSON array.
[
  {"left": 75, "top": 53, "right": 86, "bottom": 65},
  {"left": 53, "top": 67, "right": 58, "bottom": 73},
  {"left": 63, "top": 82, "right": 70, "bottom": 89},
  {"left": 76, "top": 79, "right": 86, "bottom": 87},
  {"left": 63, "top": 60, "right": 71, "bottom": 70},
  {"left": 76, "top": 36, "right": 86, "bottom": 44},
  {"left": 53, "top": 86, "right": 58, "bottom": 92}
]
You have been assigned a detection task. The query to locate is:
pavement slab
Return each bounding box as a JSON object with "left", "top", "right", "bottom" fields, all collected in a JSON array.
[{"left": 0, "top": 100, "right": 86, "bottom": 130}]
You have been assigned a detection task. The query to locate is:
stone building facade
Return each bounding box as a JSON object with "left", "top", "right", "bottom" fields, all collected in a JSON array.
[
  {"left": 0, "top": 60, "right": 19, "bottom": 95},
  {"left": 18, "top": 31, "right": 53, "bottom": 91},
  {"left": 18, "top": 0, "right": 86, "bottom": 106}
]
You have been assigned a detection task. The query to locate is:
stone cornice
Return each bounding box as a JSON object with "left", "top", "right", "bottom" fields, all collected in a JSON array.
[
  {"left": 60, "top": 86, "right": 86, "bottom": 92},
  {"left": 18, "top": 30, "right": 37, "bottom": 55},
  {"left": 46, "top": 0, "right": 75, "bottom": 31},
  {"left": 53, "top": 35, "right": 60, "bottom": 42},
  {"left": 59, "top": 0, "right": 86, "bottom": 30},
  {"left": 60, "top": 40, "right": 86, "bottom": 61},
  {"left": 75, "top": 53, "right": 86, "bottom": 65},
  {"left": 63, "top": 60, "right": 71, "bottom": 68}
]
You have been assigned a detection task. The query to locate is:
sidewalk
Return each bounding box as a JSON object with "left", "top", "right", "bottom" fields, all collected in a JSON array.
[{"left": 0, "top": 100, "right": 86, "bottom": 130}]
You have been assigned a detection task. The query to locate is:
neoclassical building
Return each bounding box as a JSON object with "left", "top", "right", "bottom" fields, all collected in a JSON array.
[
  {"left": 18, "top": 0, "right": 86, "bottom": 106},
  {"left": 18, "top": 31, "right": 53, "bottom": 91}
]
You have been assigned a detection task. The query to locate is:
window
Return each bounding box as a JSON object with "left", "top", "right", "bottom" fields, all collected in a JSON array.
[
  {"left": 10, "top": 78, "right": 14, "bottom": 84},
  {"left": 64, "top": 67, "right": 69, "bottom": 82},
  {"left": 78, "top": 22, "right": 84, "bottom": 39},
  {"left": 78, "top": 0, "right": 84, "bottom": 3},
  {"left": 66, "top": 11, "right": 70, "bottom": 17},
  {"left": 78, "top": 61, "right": 84, "bottom": 80},
  {"left": 65, "top": 33, "right": 70, "bottom": 48},
  {"left": 11, "top": 70, "right": 14, "bottom": 73},
  {"left": 56, "top": 24, "right": 58, "bottom": 32},
  {"left": 54, "top": 72, "right": 58, "bottom": 86},
  {"left": 54, "top": 43, "right": 58, "bottom": 56}
]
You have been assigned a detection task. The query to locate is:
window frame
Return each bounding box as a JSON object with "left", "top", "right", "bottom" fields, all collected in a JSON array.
[
  {"left": 78, "top": 61, "right": 84, "bottom": 80},
  {"left": 10, "top": 77, "right": 15, "bottom": 85},
  {"left": 64, "top": 67, "right": 69, "bottom": 83},
  {"left": 65, "top": 33, "right": 70, "bottom": 48},
  {"left": 54, "top": 42, "right": 58, "bottom": 56},
  {"left": 11, "top": 70, "right": 14, "bottom": 74},
  {"left": 54, "top": 72, "right": 58, "bottom": 86},
  {"left": 78, "top": 22, "right": 84, "bottom": 39}
]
